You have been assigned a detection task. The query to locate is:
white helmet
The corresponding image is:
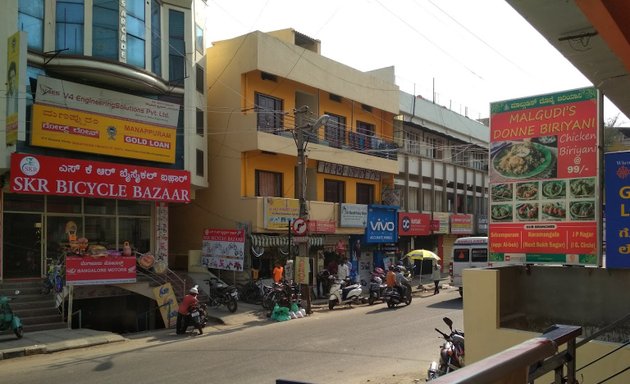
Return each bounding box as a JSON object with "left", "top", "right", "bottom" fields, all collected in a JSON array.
[{"left": 189, "top": 286, "right": 199, "bottom": 294}]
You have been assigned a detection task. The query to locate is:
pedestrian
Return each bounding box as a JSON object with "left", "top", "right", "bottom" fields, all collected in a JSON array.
[
  {"left": 272, "top": 261, "right": 284, "bottom": 283},
  {"left": 337, "top": 257, "right": 350, "bottom": 281},
  {"left": 432, "top": 263, "right": 441, "bottom": 295}
]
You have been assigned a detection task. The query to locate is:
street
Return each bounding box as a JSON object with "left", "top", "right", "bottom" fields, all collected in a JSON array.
[{"left": 0, "top": 289, "right": 462, "bottom": 384}]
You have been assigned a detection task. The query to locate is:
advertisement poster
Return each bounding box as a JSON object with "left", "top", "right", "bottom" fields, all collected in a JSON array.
[
  {"left": 339, "top": 203, "right": 368, "bottom": 228},
  {"left": 366, "top": 205, "right": 398, "bottom": 243},
  {"left": 201, "top": 229, "right": 245, "bottom": 271},
  {"left": 263, "top": 197, "right": 299, "bottom": 230},
  {"left": 153, "top": 283, "right": 179, "bottom": 328},
  {"left": 398, "top": 212, "right": 431, "bottom": 236},
  {"left": 65, "top": 255, "right": 137, "bottom": 285},
  {"left": 604, "top": 152, "right": 630, "bottom": 268},
  {"left": 489, "top": 88, "right": 599, "bottom": 265},
  {"left": 450, "top": 214, "right": 474, "bottom": 235},
  {"left": 432, "top": 212, "right": 450, "bottom": 234},
  {"left": 10, "top": 153, "right": 191, "bottom": 203}
]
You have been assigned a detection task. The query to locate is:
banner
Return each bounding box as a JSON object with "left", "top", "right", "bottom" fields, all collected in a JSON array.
[
  {"left": 263, "top": 197, "right": 299, "bottom": 230},
  {"left": 604, "top": 152, "right": 630, "bottom": 268},
  {"left": 489, "top": 88, "right": 599, "bottom": 265},
  {"left": 201, "top": 229, "right": 245, "bottom": 271},
  {"left": 398, "top": 212, "right": 431, "bottom": 236},
  {"left": 65, "top": 255, "right": 136, "bottom": 285},
  {"left": 10, "top": 153, "right": 190, "bottom": 203}
]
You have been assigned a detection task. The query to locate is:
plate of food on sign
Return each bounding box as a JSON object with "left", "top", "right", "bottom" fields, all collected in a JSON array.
[
  {"left": 492, "top": 141, "right": 554, "bottom": 180},
  {"left": 541, "top": 202, "right": 566, "bottom": 221}
]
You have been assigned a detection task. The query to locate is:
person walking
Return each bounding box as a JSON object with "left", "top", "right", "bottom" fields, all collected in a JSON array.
[{"left": 432, "top": 263, "right": 441, "bottom": 295}]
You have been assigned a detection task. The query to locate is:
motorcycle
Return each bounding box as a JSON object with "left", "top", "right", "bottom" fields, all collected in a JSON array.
[
  {"left": 382, "top": 284, "right": 412, "bottom": 308},
  {"left": 328, "top": 277, "right": 363, "bottom": 310},
  {"left": 205, "top": 277, "right": 239, "bottom": 313},
  {"left": 0, "top": 290, "right": 24, "bottom": 339},
  {"left": 176, "top": 303, "right": 208, "bottom": 335},
  {"left": 427, "top": 317, "right": 465, "bottom": 381},
  {"left": 367, "top": 268, "right": 388, "bottom": 305}
]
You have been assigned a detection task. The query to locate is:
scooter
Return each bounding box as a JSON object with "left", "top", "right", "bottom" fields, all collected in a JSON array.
[
  {"left": 382, "top": 284, "right": 412, "bottom": 308},
  {"left": 0, "top": 290, "right": 24, "bottom": 339},
  {"left": 328, "top": 277, "right": 363, "bottom": 310},
  {"left": 427, "top": 317, "right": 465, "bottom": 381},
  {"left": 176, "top": 303, "right": 208, "bottom": 335},
  {"left": 367, "top": 268, "right": 388, "bottom": 305}
]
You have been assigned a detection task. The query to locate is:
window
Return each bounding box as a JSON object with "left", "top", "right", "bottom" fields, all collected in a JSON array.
[
  {"left": 324, "top": 113, "right": 346, "bottom": 148},
  {"left": 356, "top": 183, "right": 374, "bottom": 205},
  {"left": 453, "top": 248, "right": 469, "bottom": 262},
  {"left": 196, "top": 149, "right": 204, "bottom": 177},
  {"left": 357, "top": 121, "right": 375, "bottom": 136},
  {"left": 56, "top": 0, "right": 84, "bottom": 55},
  {"left": 151, "top": 0, "right": 161, "bottom": 76},
  {"left": 255, "top": 93, "right": 283, "bottom": 133},
  {"left": 407, "top": 187, "right": 418, "bottom": 211},
  {"left": 422, "top": 188, "right": 431, "bottom": 211},
  {"left": 196, "top": 108, "right": 204, "bottom": 136},
  {"left": 324, "top": 179, "right": 345, "bottom": 203},
  {"left": 195, "top": 24, "right": 204, "bottom": 53},
  {"left": 196, "top": 65, "right": 204, "bottom": 93},
  {"left": 471, "top": 248, "right": 488, "bottom": 263},
  {"left": 426, "top": 136, "right": 443, "bottom": 159},
  {"left": 255, "top": 170, "right": 283, "bottom": 197},
  {"left": 126, "top": 0, "right": 146, "bottom": 67},
  {"left": 19, "top": 0, "right": 44, "bottom": 51},
  {"left": 169, "top": 9, "right": 185, "bottom": 85},
  {"left": 93, "top": 0, "right": 118, "bottom": 60}
]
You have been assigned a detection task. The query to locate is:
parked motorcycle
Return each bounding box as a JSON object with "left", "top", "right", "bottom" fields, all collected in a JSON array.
[
  {"left": 205, "top": 277, "right": 239, "bottom": 313},
  {"left": 176, "top": 303, "right": 208, "bottom": 335},
  {"left": 427, "top": 317, "right": 465, "bottom": 381},
  {"left": 382, "top": 285, "right": 412, "bottom": 308},
  {"left": 367, "top": 268, "right": 388, "bottom": 305},
  {"left": 328, "top": 277, "right": 363, "bottom": 310},
  {"left": 0, "top": 290, "right": 24, "bottom": 339}
]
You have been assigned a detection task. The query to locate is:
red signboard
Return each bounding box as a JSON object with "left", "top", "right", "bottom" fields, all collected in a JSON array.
[
  {"left": 10, "top": 153, "right": 190, "bottom": 203},
  {"left": 65, "top": 255, "right": 137, "bottom": 286},
  {"left": 307, "top": 220, "right": 337, "bottom": 234},
  {"left": 398, "top": 212, "right": 431, "bottom": 236}
]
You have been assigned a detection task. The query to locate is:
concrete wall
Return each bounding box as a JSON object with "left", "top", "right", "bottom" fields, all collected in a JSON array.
[{"left": 464, "top": 267, "right": 630, "bottom": 383}]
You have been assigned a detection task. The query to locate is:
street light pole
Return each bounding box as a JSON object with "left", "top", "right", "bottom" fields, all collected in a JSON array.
[{"left": 294, "top": 106, "right": 329, "bottom": 314}]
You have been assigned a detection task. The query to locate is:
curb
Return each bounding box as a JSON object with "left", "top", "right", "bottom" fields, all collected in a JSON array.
[{"left": 0, "top": 334, "right": 127, "bottom": 361}]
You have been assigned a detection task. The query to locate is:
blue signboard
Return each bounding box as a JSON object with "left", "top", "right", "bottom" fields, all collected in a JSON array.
[
  {"left": 366, "top": 205, "right": 398, "bottom": 243},
  {"left": 604, "top": 151, "right": 630, "bottom": 269}
]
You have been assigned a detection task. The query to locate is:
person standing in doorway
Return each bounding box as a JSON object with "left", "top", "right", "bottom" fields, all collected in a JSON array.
[
  {"left": 432, "top": 263, "right": 441, "bottom": 295},
  {"left": 272, "top": 261, "right": 284, "bottom": 283}
]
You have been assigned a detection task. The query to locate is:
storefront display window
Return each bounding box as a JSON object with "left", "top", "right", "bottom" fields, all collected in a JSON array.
[
  {"left": 118, "top": 199, "right": 151, "bottom": 216},
  {"left": 47, "top": 195, "right": 82, "bottom": 213},
  {"left": 85, "top": 216, "right": 116, "bottom": 249},
  {"left": 85, "top": 198, "right": 116, "bottom": 215},
  {"left": 119, "top": 217, "right": 150, "bottom": 253},
  {"left": 4, "top": 193, "right": 44, "bottom": 211}
]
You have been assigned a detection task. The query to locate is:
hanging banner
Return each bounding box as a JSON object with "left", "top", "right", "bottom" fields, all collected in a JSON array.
[
  {"left": 489, "top": 88, "right": 599, "bottom": 265},
  {"left": 201, "top": 229, "right": 245, "bottom": 271},
  {"left": 10, "top": 153, "right": 190, "bottom": 203}
]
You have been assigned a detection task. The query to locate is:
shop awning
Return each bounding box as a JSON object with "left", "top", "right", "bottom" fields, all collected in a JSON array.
[{"left": 250, "top": 234, "right": 324, "bottom": 248}]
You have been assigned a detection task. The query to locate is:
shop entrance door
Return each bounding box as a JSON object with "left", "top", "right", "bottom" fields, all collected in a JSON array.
[{"left": 3, "top": 213, "right": 43, "bottom": 279}]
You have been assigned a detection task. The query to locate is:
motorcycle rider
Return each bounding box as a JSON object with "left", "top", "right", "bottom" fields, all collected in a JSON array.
[
  {"left": 395, "top": 266, "right": 411, "bottom": 299},
  {"left": 386, "top": 266, "right": 396, "bottom": 289},
  {"left": 177, "top": 286, "right": 200, "bottom": 334}
]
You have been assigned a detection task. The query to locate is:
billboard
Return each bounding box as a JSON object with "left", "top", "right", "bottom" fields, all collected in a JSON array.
[
  {"left": 604, "top": 152, "right": 630, "bottom": 268},
  {"left": 201, "top": 229, "right": 245, "bottom": 271},
  {"left": 366, "top": 205, "right": 398, "bottom": 243},
  {"left": 489, "top": 88, "right": 599, "bottom": 265}
]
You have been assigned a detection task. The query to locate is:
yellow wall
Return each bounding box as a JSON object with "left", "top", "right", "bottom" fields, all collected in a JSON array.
[{"left": 242, "top": 151, "right": 296, "bottom": 197}]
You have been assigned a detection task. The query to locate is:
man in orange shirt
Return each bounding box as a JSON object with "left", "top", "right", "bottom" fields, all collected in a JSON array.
[
  {"left": 386, "top": 266, "right": 396, "bottom": 288},
  {"left": 273, "top": 261, "right": 284, "bottom": 283}
]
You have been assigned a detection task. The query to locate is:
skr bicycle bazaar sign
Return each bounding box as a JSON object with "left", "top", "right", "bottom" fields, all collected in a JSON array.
[{"left": 10, "top": 153, "right": 191, "bottom": 203}]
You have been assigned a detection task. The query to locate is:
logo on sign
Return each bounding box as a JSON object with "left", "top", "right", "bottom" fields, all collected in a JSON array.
[
  {"left": 370, "top": 219, "right": 395, "bottom": 232},
  {"left": 20, "top": 156, "right": 40, "bottom": 176},
  {"left": 401, "top": 216, "right": 411, "bottom": 232}
]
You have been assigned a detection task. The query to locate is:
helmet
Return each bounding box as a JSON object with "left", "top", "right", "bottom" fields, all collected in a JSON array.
[
  {"left": 394, "top": 266, "right": 401, "bottom": 272},
  {"left": 374, "top": 267, "right": 384, "bottom": 275},
  {"left": 189, "top": 286, "right": 199, "bottom": 294}
]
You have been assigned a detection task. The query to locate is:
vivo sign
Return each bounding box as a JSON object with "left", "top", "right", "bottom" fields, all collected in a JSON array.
[{"left": 366, "top": 205, "right": 398, "bottom": 243}]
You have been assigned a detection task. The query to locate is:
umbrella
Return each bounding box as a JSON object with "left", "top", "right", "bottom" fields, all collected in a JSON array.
[
  {"left": 404, "top": 249, "right": 440, "bottom": 261},
  {"left": 403, "top": 249, "right": 440, "bottom": 286}
]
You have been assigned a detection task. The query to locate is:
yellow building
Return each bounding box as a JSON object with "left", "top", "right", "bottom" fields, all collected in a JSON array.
[{"left": 170, "top": 29, "right": 400, "bottom": 281}]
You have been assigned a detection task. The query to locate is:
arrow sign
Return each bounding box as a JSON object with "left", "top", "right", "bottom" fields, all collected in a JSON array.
[{"left": 291, "top": 218, "right": 307, "bottom": 236}]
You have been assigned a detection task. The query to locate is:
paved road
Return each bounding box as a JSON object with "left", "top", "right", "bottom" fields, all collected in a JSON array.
[{"left": 0, "top": 288, "right": 462, "bottom": 384}]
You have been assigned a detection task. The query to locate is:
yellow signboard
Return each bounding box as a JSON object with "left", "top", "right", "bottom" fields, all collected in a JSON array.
[
  {"left": 263, "top": 197, "right": 300, "bottom": 230},
  {"left": 31, "top": 104, "right": 176, "bottom": 163},
  {"left": 153, "top": 283, "right": 179, "bottom": 328}
]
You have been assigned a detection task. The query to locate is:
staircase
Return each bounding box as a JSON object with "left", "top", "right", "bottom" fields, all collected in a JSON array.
[{"left": 0, "top": 279, "right": 66, "bottom": 332}]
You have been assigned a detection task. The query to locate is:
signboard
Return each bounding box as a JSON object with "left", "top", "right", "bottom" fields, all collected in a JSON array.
[
  {"left": 6, "top": 31, "right": 26, "bottom": 146},
  {"left": 201, "top": 229, "right": 245, "bottom": 271},
  {"left": 366, "top": 205, "right": 398, "bottom": 243},
  {"left": 294, "top": 256, "right": 309, "bottom": 284},
  {"left": 432, "top": 212, "right": 450, "bottom": 234},
  {"left": 398, "top": 212, "right": 431, "bottom": 236},
  {"left": 604, "top": 152, "right": 630, "bottom": 268},
  {"left": 31, "top": 76, "right": 180, "bottom": 163},
  {"left": 317, "top": 161, "right": 380, "bottom": 181},
  {"left": 263, "top": 197, "right": 300, "bottom": 230},
  {"left": 153, "top": 283, "right": 179, "bottom": 328},
  {"left": 450, "top": 214, "right": 474, "bottom": 235},
  {"left": 307, "top": 220, "right": 336, "bottom": 234},
  {"left": 340, "top": 203, "right": 368, "bottom": 228},
  {"left": 489, "top": 88, "right": 599, "bottom": 265},
  {"left": 65, "top": 255, "right": 137, "bottom": 285},
  {"left": 10, "top": 153, "right": 190, "bottom": 203}
]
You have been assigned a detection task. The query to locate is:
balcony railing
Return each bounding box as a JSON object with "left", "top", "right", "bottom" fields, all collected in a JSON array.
[{"left": 258, "top": 119, "right": 398, "bottom": 161}]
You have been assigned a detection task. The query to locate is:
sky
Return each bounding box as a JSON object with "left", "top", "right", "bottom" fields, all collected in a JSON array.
[{"left": 204, "top": 0, "right": 629, "bottom": 125}]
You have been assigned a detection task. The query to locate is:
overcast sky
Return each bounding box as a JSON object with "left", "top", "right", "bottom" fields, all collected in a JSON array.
[{"left": 204, "top": 0, "right": 628, "bottom": 125}]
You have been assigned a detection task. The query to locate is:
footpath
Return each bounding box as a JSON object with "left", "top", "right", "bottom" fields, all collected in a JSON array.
[{"left": 0, "top": 278, "right": 450, "bottom": 361}]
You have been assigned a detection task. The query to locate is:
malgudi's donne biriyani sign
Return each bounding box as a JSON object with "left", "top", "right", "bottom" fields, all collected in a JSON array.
[{"left": 489, "top": 88, "right": 599, "bottom": 265}]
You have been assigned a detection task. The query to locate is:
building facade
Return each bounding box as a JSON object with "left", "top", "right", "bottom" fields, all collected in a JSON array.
[
  {"left": 394, "top": 92, "right": 489, "bottom": 272},
  {"left": 1, "top": 0, "right": 207, "bottom": 330},
  {"left": 169, "top": 29, "right": 400, "bottom": 285}
]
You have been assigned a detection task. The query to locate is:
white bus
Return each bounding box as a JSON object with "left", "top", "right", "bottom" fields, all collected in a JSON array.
[{"left": 449, "top": 236, "right": 526, "bottom": 297}]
